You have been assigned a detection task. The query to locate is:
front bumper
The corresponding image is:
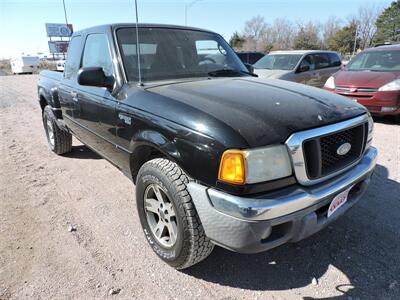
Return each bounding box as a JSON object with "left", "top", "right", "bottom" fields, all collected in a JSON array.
[{"left": 188, "top": 147, "right": 377, "bottom": 254}]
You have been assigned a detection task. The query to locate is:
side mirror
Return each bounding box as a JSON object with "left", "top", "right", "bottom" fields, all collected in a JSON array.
[
  {"left": 244, "top": 63, "right": 255, "bottom": 74},
  {"left": 297, "top": 65, "right": 310, "bottom": 73},
  {"left": 77, "top": 67, "right": 114, "bottom": 90}
]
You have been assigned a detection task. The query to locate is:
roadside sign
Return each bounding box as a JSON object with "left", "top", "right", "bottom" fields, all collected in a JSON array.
[
  {"left": 45, "top": 23, "right": 73, "bottom": 37},
  {"left": 48, "top": 41, "right": 69, "bottom": 53}
]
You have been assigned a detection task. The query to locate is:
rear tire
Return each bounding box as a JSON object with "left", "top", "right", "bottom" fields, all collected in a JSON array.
[
  {"left": 43, "top": 105, "right": 72, "bottom": 155},
  {"left": 136, "top": 158, "right": 214, "bottom": 269}
]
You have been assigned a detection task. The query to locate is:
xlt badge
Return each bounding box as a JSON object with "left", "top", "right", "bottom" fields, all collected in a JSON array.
[{"left": 118, "top": 113, "right": 132, "bottom": 125}]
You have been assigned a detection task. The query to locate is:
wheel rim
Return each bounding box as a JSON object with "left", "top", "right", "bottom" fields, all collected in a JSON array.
[
  {"left": 144, "top": 183, "right": 178, "bottom": 248},
  {"left": 46, "top": 117, "right": 55, "bottom": 147}
]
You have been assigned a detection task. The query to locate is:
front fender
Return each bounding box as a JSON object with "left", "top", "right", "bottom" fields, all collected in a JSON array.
[{"left": 127, "top": 126, "right": 224, "bottom": 187}]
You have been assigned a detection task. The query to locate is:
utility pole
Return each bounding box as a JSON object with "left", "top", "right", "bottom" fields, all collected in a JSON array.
[{"left": 185, "top": 0, "right": 202, "bottom": 26}]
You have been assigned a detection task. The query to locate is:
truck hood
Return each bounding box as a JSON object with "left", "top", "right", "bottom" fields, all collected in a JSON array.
[
  {"left": 334, "top": 70, "right": 400, "bottom": 88},
  {"left": 253, "top": 69, "right": 291, "bottom": 79},
  {"left": 144, "top": 77, "right": 366, "bottom": 147}
]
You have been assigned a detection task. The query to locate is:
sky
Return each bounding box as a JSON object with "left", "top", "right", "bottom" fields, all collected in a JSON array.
[{"left": 0, "top": 0, "right": 392, "bottom": 59}]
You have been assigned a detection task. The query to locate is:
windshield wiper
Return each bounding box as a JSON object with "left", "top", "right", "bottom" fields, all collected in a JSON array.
[{"left": 208, "top": 68, "right": 256, "bottom": 77}]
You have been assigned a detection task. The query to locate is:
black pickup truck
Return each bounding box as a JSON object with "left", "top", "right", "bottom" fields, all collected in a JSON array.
[{"left": 37, "top": 23, "right": 377, "bottom": 269}]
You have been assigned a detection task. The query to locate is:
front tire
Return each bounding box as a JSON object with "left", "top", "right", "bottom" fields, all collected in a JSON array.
[
  {"left": 136, "top": 158, "right": 214, "bottom": 269},
  {"left": 43, "top": 105, "right": 72, "bottom": 155}
]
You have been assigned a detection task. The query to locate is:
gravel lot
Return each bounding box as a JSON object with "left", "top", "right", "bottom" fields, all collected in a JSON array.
[{"left": 0, "top": 75, "right": 399, "bottom": 299}]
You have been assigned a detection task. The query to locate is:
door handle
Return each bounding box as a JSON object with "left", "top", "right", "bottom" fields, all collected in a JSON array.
[{"left": 71, "top": 91, "right": 78, "bottom": 102}]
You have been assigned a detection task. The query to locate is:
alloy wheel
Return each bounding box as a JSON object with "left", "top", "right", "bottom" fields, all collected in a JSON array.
[{"left": 144, "top": 183, "right": 178, "bottom": 248}]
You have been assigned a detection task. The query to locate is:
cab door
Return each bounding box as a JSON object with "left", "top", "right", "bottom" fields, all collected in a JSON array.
[
  {"left": 58, "top": 35, "right": 83, "bottom": 130},
  {"left": 74, "top": 33, "right": 120, "bottom": 162}
]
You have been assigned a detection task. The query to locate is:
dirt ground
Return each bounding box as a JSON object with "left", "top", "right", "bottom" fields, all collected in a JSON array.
[{"left": 0, "top": 74, "right": 399, "bottom": 300}]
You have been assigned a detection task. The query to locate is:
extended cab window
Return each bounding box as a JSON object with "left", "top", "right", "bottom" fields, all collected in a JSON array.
[
  {"left": 82, "top": 34, "right": 113, "bottom": 76},
  {"left": 64, "top": 35, "right": 82, "bottom": 79}
]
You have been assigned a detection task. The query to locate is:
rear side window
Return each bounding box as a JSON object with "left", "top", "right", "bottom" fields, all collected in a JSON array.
[
  {"left": 329, "top": 53, "right": 341, "bottom": 67},
  {"left": 314, "top": 53, "right": 330, "bottom": 69},
  {"left": 64, "top": 36, "right": 82, "bottom": 79},
  {"left": 82, "top": 33, "right": 113, "bottom": 76}
]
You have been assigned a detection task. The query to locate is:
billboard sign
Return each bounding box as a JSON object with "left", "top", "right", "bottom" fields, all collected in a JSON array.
[
  {"left": 45, "top": 23, "right": 73, "bottom": 37},
  {"left": 48, "top": 41, "right": 69, "bottom": 53}
]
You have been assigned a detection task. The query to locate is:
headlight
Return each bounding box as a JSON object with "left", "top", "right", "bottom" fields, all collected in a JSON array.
[
  {"left": 324, "top": 76, "right": 335, "bottom": 89},
  {"left": 378, "top": 79, "right": 400, "bottom": 91},
  {"left": 218, "top": 145, "right": 292, "bottom": 185}
]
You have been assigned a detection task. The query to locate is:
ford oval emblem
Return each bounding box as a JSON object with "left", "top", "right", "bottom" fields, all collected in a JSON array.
[{"left": 337, "top": 142, "right": 352, "bottom": 156}]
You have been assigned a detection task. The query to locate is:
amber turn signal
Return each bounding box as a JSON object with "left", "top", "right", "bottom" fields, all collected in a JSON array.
[{"left": 218, "top": 150, "right": 246, "bottom": 185}]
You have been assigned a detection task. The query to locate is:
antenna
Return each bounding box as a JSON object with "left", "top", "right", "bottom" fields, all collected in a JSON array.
[{"left": 134, "top": 0, "right": 143, "bottom": 86}]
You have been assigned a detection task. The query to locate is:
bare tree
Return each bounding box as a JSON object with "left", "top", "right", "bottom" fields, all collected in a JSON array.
[
  {"left": 351, "top": 3, "right": 383, "bottom": 49},
  {"left": 269, "top": 18, "right": 296, "bottom": 50},
  {"left": 293, "top": 21, "right": 322, "bottom": 50},
  {"left": 322, "top": 16, "right": 342, "bottom": 49},
  {"left": 242, "top": 16, "right": 269, "bottom": 51}
]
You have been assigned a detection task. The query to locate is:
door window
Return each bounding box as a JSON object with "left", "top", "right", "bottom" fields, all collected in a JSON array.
[
  {"left": 328, "top": 53, "right": 341, "bottom": 67},
  {"left": 299, "top": 54, "right": 315, "bottom": 71},
  {"left": 64, "top": 35, "right": 82, "bottom": 79},
  {"left": 82, "top": 34, "right": 113, "bottom": 76},
  {"left": 314, "top": 53, "right": 331, "bottom": 69}
]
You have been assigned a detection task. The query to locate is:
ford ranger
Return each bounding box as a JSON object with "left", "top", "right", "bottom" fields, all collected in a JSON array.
[{"left": 37, "top": 24, "right": 377, "bottom": 269}]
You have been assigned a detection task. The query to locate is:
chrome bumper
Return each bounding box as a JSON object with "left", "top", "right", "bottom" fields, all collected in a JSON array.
[
  {"left": 190, "top": 147, "right": 377, "bottom": 221},
  {"left": 188, "top": 147, "right": 377, "bottom": 253}
]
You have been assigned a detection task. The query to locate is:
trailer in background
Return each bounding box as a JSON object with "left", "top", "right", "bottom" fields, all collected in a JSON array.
[{"left": 11, "top": 56, "right": 39, "bottom": 74}]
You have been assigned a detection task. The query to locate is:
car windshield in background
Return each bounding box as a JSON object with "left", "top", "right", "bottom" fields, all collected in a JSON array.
[
  {"left": 346, "top": 50, "right": 400, "bottom": 72},
  {"left": 116, "top": 27, "right": 248, "bottom": 82},
  {"left": 253, "top": 54, "right": 302, "bottom": 70}
]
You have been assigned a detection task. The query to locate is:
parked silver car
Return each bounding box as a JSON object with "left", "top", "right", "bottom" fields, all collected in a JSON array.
[{"left": 253, "top": 50, "right": 342, "bottom": 87}]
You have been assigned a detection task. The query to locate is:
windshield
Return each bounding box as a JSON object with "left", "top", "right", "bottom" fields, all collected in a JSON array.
[
  {"left": 346, "top": 50, "right": 400, "bottom": 72},
  {"left": 116, "top": 27, "right": 248, "bottom": 82},
  {"left": 253, "top": 54, "right": 302, "bottom": 70}
]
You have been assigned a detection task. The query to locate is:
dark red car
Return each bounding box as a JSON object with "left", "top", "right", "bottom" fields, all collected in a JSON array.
[{"left": 324, "top": 44, "right": 400, "bottom": 118}]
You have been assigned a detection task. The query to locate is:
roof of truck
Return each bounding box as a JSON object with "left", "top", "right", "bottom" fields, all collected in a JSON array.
[{"left": 73, "top": 23, "right": 217, "bottom": 35}]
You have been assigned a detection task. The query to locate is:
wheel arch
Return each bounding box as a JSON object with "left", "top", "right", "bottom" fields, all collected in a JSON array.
[
  {"left": 38, "top": 86, "right": 61, "bottom": 111},
  {"left": 129, "top": 130, "right": 190, "bottom": 183},
  {"left": 38, "top": 88, "right": 49, "bottom": 112}
]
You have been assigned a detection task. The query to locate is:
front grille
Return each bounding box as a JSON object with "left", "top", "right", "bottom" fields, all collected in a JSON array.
[
  {"left": 337, "top": 93, "right": 373, "bottom": 99},
  {"left": 335, "top": 86, "right": 378, "bottom": 93},
  {"left": 303, "top": 124, "right": 367, "bottom": 179}
]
